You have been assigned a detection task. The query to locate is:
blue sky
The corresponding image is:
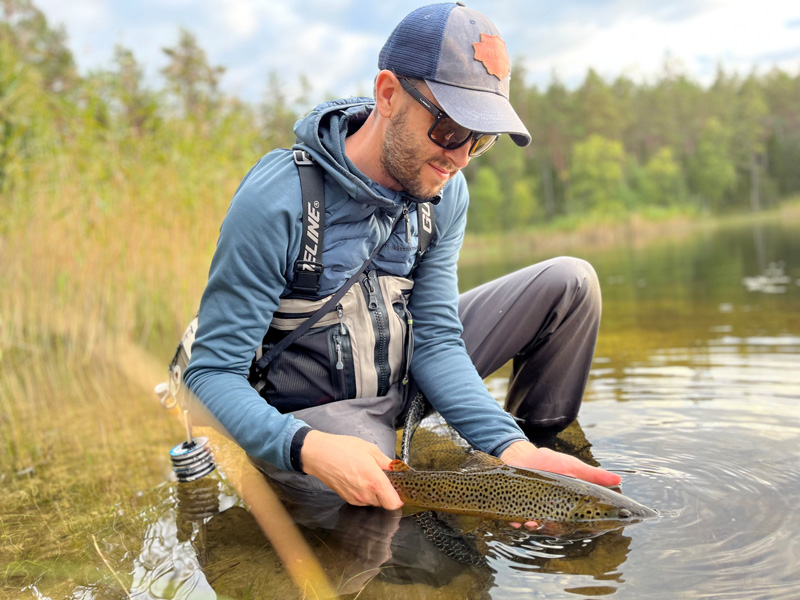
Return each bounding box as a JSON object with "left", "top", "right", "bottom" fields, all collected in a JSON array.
[{"left": 36, "top": 0, "right": 800, "bottom": 106}]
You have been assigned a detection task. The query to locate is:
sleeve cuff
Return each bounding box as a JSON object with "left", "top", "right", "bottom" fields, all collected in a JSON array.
[
  {"left": 490, "top": 436, "right": 529, "bottom": 458},
  {"left": 289, "top": 426, "right": 313, "bottom": 472}
]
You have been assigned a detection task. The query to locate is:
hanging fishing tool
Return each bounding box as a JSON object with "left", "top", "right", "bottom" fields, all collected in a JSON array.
[{"left": 155, "top": 317, "right": 216, "bottom": 483}]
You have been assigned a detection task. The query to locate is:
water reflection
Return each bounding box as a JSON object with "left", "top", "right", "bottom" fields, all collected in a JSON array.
[
  {"left": 126, "top": 479, "right": 234, "bottom": 600},
  {"left": 105, "top": 442, "right": 643, "bottom": 600}
]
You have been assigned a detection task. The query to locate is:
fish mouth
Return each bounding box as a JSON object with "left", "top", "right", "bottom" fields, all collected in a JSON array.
[
  {"left": 614, "top": 505, "right": 659, "bottom": 521},
  {"left": 627, "top": 504, "right": 659, "bottom": 519}
]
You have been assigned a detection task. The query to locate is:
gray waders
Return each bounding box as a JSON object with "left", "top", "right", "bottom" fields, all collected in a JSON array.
[{"left": 254, "top": 255, "right": 601, "bottom": 495}]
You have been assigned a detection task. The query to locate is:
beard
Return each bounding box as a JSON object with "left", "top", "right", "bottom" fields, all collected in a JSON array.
[{"left": 380, "top": 108, "right": 457, "bottom": 200}]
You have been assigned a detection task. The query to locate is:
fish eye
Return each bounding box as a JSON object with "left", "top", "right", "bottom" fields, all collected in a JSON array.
[{"left": 619, "top": 509, "right": 632, "bottom": 519}]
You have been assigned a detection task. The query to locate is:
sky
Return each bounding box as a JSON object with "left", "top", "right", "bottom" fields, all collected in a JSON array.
[{"left": 35, "top": 0, "right": 800, "bottom": 107}]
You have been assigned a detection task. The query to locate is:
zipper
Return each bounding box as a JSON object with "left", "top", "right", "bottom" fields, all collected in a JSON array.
[
  {"left": 331, "top": 309, "right": 355, "bottom": 398},
  {"left": 399, "top": 293, "right": 414, "bottom": 385},
  {"left": 334, "top": 302, "right": 346, "bottom": 390},
  {"left": 361, "top": 270, "right": 391, "bottom": 396},
  {"left": 402, "top": 202, "right": 411, "bottom": 244},
  {"left": 336, "top": 303, "right": 345, "bottom": 335}
]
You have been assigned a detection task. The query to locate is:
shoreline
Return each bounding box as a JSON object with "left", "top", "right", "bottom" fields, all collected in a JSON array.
[{"left": 459, "top": 200, "right": 800, "bottom": 266}]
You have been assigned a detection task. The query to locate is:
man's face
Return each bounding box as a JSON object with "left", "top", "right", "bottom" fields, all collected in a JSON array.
[{"left": 380, "top": 87, "right": 467, "bottom": 200}]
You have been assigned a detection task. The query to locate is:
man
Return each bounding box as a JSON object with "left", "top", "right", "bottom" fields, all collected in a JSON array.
[{"left": 184, "top": 2, "right": 620, "bottom": 519}]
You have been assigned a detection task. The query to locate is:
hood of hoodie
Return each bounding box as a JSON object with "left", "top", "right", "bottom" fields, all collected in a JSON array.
[{"left": 293, "top": 97, "right": 441, "bottom": 209}]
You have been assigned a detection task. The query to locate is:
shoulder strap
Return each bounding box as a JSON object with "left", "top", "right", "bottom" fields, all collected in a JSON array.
[
  {"left": 291, "top": 149, "right": 326, "bottom": 296},
  {"left": 412, "top": 201, "right": 435, "bottom": 273}
]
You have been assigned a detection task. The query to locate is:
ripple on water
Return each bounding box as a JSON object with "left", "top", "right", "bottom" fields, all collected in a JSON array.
[{"left": 579, "top": 336, "right": 800, "bottom": 599}]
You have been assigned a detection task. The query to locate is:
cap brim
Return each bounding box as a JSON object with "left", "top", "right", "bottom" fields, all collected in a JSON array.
[{"left": 427, "top": 80, "right": 531, "bottom": 147}]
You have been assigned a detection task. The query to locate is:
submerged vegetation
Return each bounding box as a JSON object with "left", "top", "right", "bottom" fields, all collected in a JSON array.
[{"left": 1, "top": 0, "right": 799, "bottom": 596}]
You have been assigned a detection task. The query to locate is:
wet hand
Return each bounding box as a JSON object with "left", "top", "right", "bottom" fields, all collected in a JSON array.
[
  {"left": 500, "top": 440, "right": 622, "bottom": 487},
  {"left": 300, "top": 430, "right": 404, "bottom": 510}
]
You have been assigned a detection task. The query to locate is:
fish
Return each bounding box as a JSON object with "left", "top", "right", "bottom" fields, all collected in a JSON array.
[{"left": 384, "top": 451, "right": 658, "bottom": 530}]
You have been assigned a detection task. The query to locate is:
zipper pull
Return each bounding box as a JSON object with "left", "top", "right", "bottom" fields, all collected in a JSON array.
[
  {"left": 334, "top": 336, "right": 344, "bottom": 370},
  {"left": 403, "top": 204, "right": 411, "bottom": 244},
  {"left": 364, "top": 271, "right": 379, "bottom": 310},
  {"left": 336, "top": 303, "right": 345, "bottom": 335}
]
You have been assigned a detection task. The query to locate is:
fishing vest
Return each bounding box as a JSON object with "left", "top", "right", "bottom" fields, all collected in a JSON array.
[{"left": 170, "top": 150, "right": 435, "bottom": 412}]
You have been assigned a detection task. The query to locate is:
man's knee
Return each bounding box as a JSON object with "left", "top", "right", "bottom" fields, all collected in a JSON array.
[{"left": 536, "top": 256, "right": 601, "bottom": 312}]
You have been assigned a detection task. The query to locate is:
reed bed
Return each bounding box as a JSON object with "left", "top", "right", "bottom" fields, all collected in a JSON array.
[{"left": 0, "top": 127, "right": 255, "bottom": 596}]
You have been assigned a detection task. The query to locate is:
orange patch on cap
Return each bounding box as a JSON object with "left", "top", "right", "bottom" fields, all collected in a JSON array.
[{"left": 473, "top": 33, "right": 510, "bottom": 80}]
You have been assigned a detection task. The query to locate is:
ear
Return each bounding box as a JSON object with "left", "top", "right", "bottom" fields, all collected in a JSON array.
[{"left": 375, "top": 70, "right": 402, "bottom": 118}]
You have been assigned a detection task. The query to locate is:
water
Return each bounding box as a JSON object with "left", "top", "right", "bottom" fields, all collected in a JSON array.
[{"left": 71, "top": 217, "right": 800, "bottom": 599}]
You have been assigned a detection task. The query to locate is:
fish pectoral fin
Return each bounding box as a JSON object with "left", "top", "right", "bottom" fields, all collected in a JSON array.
[
  {"left": 460, "top": 451, "right": 505, "bottom": 471},
  {"left": 387, "top": 459, "right": 413, "bottom": 472}
]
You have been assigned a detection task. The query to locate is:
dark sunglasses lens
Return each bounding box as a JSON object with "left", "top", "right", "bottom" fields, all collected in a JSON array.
[
  {"left": 430, "top": 117, "right": 473, "bottom": 149},
  {"left": 469, "top": 134, "right": 499, "bottom": 157}
]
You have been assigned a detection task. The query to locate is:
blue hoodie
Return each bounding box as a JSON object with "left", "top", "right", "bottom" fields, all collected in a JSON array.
[{"left": 184, "top": 98, "right": 526, "bottom": 471}]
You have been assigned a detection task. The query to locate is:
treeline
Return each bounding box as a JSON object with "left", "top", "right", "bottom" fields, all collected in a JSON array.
[
  {"left": 467, "top": 62, "right": 800, "bottom": 231},
  {"left": 3, "top": 0, "right": 800, "bottom": 237}
]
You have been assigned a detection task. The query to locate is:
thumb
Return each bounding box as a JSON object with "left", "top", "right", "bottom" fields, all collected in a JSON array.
[{"left": 367, "top": 446, "right": 394, "bottom": 471}]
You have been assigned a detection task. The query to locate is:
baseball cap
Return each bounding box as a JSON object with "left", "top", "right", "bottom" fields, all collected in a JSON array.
[{"left": 378, "top": 2, "right": 531, "bottom": 147}]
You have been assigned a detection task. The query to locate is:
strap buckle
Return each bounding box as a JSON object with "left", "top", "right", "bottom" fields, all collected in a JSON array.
[
  {"left": 293, "top": 149, "right": 314, "bottom": 166},
  {"left": 293, "top": 260, "right": 324, "bottom": 294}
]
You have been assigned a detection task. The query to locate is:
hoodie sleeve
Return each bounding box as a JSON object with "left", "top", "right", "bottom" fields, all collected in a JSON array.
[
  {"left": 183, "top": 152, "right": 310, "bottom": 471},
  {"left": 407, "top": 173, "right": 527, "bottom": 456}
]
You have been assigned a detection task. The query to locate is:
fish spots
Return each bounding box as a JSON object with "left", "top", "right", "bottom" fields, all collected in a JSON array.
[{"left": 384, "top": 455, "right": 655, "bottom": 525}]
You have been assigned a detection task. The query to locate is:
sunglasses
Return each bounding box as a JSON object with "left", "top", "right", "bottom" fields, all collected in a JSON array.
[{"left": 398, "top": 78, "right": 499, "bottom": 158}]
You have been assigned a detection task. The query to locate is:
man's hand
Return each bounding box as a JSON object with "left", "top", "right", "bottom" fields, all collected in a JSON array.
[
  {"left": 500, "top": 440, "right": 622, "bottom": 487},
  {"left": 300, "top": 430, "right": 404, "bottom": 510},
  {"left": 500, "top": 440, "right": 622, "bottom": 530}
]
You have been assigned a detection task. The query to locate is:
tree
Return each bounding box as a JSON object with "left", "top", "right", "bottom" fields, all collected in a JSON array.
[
  {"left": 467, "top": 165, "right": 504, "bottom": 232},
  {"left": 541, "top": 73, "right": 574, "bottom": 217},
  {"left": 573, "top": 69, "right": 623, "bottom": 141},
  {"left": 689, "top": 117, "right": 737, "bottom": 212},
  {"left": 732, "top": 75, "right": 769, "bottom": 211},
  {"left": 640, "top": 146, "right": 686, "bottom": 208},
  {"left": 0, "top": 35, "right": 52, "bottom": 197},
  {"left": 161, "top": 28, "right": 225, "bottom": 121},
  {"left": 111, "top": 45, "right": 160, "bottom": 134},
  {"left": 569, "top": 134, "right": 627, "bottom": 215},
  {"left": 261, "top": 71, "right": 304, "bottom": 149},
  {"left": 0, "top": 0, "right": 77, "bottom": 94}
]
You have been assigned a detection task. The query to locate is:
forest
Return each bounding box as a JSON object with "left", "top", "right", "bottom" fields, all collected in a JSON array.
[{"left": 3, "top": 0, "right": 800, "bottom": 238}]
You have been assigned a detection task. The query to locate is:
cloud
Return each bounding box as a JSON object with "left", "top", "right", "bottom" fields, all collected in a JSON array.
[
  {"left": 515, "top": 0, "right": 800, "bottom": 89},
  {"left": 32, "top": 0, "right": 800, "bottom": 104}
]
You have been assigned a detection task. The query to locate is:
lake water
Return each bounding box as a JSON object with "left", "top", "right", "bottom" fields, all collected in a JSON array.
[{"left": 74, "top": 216, "right": 800, "bottom": 600}]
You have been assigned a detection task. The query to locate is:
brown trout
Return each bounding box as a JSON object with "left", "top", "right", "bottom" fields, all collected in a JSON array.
[{"left": 385, "top": 451, "right": 657, "bottom": 528}]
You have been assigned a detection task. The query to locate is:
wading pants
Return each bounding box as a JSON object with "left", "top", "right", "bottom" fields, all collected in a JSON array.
[
  {"left": 459, "top": 255, "right": 601, "bottom": 443},
  {"left": 252, "top": 255, "right": 601, "bottom": 492}
]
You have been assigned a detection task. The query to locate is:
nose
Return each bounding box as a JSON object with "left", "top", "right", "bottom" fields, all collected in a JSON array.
[{"left": 443, "top": 142, "right": 471, "bottom": 169}]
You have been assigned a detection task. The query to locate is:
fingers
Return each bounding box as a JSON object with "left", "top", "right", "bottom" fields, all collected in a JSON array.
[
  {"left": 509, "top": 520, "right": 540, "bottom": 530},
  {"left": 501, "top": 443, "right": 622, "bottom": 487},
  {"left": 374, "top": 478, "right": 404, "bottom": 511},
  {"left": 576, "top": 463, "right": 622, "bottom": 487},
  {"left": 300, "top": 431, "right": 404, "bottom": 510},
  {"left": 584, "top": 467, "right": 622, "bottom": 487}
]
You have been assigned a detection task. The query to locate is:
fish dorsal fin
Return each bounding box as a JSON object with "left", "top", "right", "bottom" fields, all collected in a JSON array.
[
  {"left": 388, "top": 459, "right": 413, "bottom": 472},
  {"left": 461, "top": 451, "right": 504, "bottom": 471}
]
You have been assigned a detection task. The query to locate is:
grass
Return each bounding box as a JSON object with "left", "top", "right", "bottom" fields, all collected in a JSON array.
[{"left": 0, "top": 140, "right": 239, "bottom": 597}]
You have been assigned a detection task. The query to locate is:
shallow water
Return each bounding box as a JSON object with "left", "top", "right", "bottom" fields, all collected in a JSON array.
[{"left": 69, "top": 216, "right": 799, "bottom": 599}]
